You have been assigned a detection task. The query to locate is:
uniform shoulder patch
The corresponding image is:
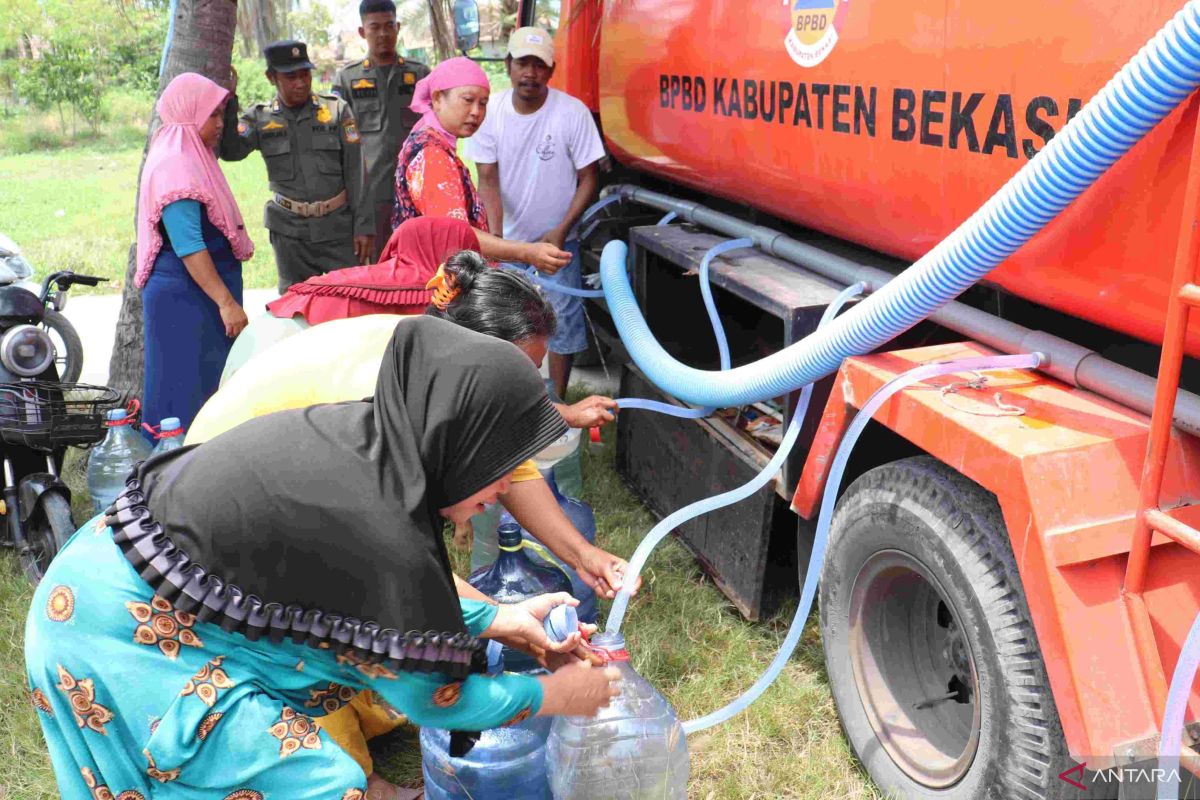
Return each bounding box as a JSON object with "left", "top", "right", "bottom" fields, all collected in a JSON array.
[
  {"left": 343, "top": 118, "right": 361, "bottom": 144},
  {"left": 237, "top": 120, "right": 248, "bottom": 135}
]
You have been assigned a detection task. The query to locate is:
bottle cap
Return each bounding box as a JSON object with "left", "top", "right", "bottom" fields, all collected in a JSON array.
[
  {"left": 105, "top": 409, "right": 127, "bottom": 423},
  {"left": 543, "top": 603, "right": 578, "bottom": 644},
  {"left": 497, "top": 520, "right": 523, "bottom": 547},
  {"left": 160, "top": 417, "right": 181, "bottom": 430}
]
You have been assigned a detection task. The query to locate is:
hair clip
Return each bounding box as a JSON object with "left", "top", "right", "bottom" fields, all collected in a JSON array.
[{"left": 425, "top": 263, "right": 461, "bottom": 311}]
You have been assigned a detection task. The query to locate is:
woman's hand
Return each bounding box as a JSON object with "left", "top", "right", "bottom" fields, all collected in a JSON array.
[
  {"left": 561, "top": 396, "right": 618, "bottom": 429},
  {"left": 483, "top": 593, "right": 599, "bottom": 669},
  {"left": 537, "top": 661, "right": 622, "bottom": 717},
  {"left": 524, "top": 242, "right": 571, "bottom": 275},
  {"left": 219, "top": 299, "right": 248, "bottom": 338},
  {"left": 577, "top": 545, "right": 643, "bottom": 600}
]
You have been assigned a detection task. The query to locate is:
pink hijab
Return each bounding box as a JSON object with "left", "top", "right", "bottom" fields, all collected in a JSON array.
[
  {"left": 135, "top": 73, "right": 254, "bottom": 288},
  {"left": 409, "top": 57, "right": 490, "bottom": 144}
]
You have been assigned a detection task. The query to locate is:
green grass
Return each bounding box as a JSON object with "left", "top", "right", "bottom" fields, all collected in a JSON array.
[
  {"left": 0, "top": 90, "right": 155, "bottom": 157},
  {"left": 0, "top": 144, "right": 283, "bottom": 295}
]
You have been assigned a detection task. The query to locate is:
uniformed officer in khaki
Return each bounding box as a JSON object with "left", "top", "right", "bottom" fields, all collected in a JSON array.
[
  {"left": 333, "top": 0, "right": 429, "bottom": 260},
  {"left": 220, "top": 40, "right": 374, "bottom": 292}
]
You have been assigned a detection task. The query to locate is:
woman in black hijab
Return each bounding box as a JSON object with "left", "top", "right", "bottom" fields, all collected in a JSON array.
[{"left": 25, "top": 317, "right": 620, "bottom": 800}]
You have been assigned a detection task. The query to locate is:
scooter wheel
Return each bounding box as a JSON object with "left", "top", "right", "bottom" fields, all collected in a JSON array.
[{"left": 19, "top": 492, "right": 74, "bottom": 585}]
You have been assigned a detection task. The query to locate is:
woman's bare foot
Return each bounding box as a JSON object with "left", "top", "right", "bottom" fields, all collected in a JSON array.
[{"left": 365, "top": 772, "right": 422, "bottom": 800}]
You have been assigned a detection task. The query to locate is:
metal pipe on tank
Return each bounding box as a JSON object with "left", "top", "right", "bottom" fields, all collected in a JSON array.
[{"left": 608, "top": 184, "right": 1200, "bottom": 436}]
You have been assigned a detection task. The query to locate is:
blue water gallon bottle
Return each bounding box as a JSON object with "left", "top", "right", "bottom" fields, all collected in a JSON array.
[
  {"left": 468, "top": 513, "right": 573, "bottom": 672},
  {"left": 421, "top": 641, "right": 553, "bottom": 799},
  {"left": 523, "top": 471, "right": 598, "bottom": 624}
]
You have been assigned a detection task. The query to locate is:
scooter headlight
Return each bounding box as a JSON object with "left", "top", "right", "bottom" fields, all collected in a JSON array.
[{"left": 0, "top": 325, "right": 55, "bottom": 377}]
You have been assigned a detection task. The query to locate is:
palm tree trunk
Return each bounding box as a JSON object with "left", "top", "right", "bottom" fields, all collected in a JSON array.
[
  {"left": 108, "top": 0, "right": 238, "bottom": 404},
  {"left": 427, "top": 0, "right": 457, "bottom": 60}
]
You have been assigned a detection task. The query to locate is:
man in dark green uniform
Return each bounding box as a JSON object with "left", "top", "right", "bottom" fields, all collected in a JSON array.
[
  {"left": 220, "top": 40, "right": 374, "bottom": 292},
  {"left": 332, "top": 0, "right": 429, "bottom": 260}
]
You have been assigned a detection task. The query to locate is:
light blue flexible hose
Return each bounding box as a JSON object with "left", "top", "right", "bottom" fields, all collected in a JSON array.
[
  {"left": 1158, "top": 609, "right": 1200, "bottom": 798},
  {"left": 599, "top": 1, "right": 1200, "bottom": 410},
  {"left": 520, "top": 266, "right": 606, "bottom": 298},
  {"left": 606, "top": 282, "right": 869, "bottom": 635},
  {"left": 677, "top": 352, "right": 1043, "bottom": 734},
  {"left": 577, "top": 194, "right": 624, "bottom": 242},
  {"left": 696, "top": 238, "right": 754, "bottom": 371},
  {"left": 524, "top": 239, "right": 758, "bottom": 419}
]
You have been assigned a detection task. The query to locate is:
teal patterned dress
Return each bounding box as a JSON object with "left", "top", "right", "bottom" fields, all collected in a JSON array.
[{"left": 25, "top": 516, "right": 542, "bottom": 799}]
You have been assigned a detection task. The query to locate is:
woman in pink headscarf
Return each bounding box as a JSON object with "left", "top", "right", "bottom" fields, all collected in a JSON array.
[
  {"left": 136, "top": 72, "right": 254, "bottom": 437},
  {"left": 393, "top": 56, "right": 569, "bottom": 273}
]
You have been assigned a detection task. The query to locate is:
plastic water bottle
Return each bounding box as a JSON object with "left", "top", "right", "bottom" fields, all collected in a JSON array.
[
  {"left": 524, "top": 470, "right": 598, "bottom": 624},
  {"left": 148, "top": 417, "right": 185, "bottom": 457},
  {"left": 547, "top": 632, "right": 689, "bottom": 799},
  {"left": 421, "top": 641, "right": 553, "bottom": 799},
  {"left": 87, "top": 409, "right": 153, "bottom": 514},
  {"left": 469, "top": 513, "right": 572, "bottom": 673},
  {"left": 535, "top": 428, "right": 583, "bottom": 501}
]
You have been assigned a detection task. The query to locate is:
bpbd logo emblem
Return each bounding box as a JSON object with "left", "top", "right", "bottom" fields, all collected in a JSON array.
[{"left": 785, "top": 0, "right": 851, "bottom": 68}]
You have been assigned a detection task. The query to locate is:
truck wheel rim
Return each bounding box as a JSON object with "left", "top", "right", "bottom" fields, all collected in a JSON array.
[{"left": 848, "top": 549, "right": 981, "bottom": 788}]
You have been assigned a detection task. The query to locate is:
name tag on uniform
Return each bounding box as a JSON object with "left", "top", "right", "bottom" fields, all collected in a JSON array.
[
  {"left": 351, "top": 78, "right": 378, "bottom": 99},
  {"left": 260, "top": 120, "right": 287, "bottom": 138}
]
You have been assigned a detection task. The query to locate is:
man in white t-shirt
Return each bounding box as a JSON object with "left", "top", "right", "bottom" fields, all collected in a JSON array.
[{"left": 466, "top": 26, "right": 607, "bottom": 401}]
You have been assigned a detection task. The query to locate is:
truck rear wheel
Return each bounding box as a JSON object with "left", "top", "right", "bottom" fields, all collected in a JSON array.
[{"left": 819, "top": 456, "right": 1075, "bottom": 799}]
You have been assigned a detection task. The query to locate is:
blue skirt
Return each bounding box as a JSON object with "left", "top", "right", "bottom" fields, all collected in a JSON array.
[{"left": 142, "top": 246, "right": 242, "bottom": 439}]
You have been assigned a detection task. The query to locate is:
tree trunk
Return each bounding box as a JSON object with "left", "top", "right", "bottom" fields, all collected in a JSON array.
[
  {"left": 427, "top": 0, "right": 457, "bottom": 60},
  {"left": 501, "top": 0, "right": 519, "bottom": 40},
  {"left": 236, "top": 0, "right": 284, "bottom": 56},
  {"left": 107, "top": 0, "right": 238, "bottom": 404}
]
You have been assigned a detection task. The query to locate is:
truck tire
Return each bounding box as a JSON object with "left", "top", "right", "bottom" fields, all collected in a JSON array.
[
  {"left": 819, "top": 456, "right": 1076, "bottom": 799},
  {"left": 42, "top": 309, "right": 83, "bottom": 383}
]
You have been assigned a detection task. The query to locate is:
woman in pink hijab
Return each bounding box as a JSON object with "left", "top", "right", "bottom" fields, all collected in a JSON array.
[
  {"left": 393, "top": 56, "right": 569, "bottom": 273},
  {"left": 136, "top": 72, "right": 254, "bottom": 438}
]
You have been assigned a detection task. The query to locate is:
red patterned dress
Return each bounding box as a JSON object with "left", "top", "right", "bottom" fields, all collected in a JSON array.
[{"left": 392, "top": 127, "right": 490, "bottom": 233}]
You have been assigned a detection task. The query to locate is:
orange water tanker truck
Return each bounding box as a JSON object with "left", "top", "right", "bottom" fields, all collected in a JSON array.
[{"left": 466, "top": 2, "right": 1200, "bottom": 796}]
